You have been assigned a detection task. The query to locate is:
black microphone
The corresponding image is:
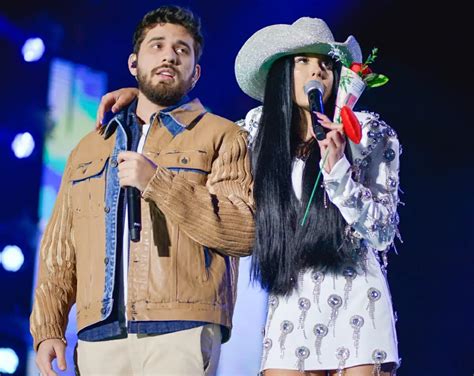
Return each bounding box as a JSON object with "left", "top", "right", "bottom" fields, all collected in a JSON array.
[
  {"left": 304, "top": 80, "right": 326, "bottom": 141},
  {"left": 125, "top": 127, "right": 141, "bottom": 243},
  {"left": 127, "top": 186, "right": 141, "bottom": 242}
]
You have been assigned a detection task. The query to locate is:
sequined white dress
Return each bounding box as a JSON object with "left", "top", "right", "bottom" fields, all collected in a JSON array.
[{"left": 239, "top": 107, "right": 401, "bottom": 373}]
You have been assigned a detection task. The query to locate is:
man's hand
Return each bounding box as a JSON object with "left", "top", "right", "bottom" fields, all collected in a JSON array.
[
  {"left": 96, "top": 87, "right": 139, "bottom": 130},
  {"left": 117, "top": 151, "right": 158, "bottom": 192},
  {"left": 36, "top": 339, "right": 67, "bottom": 376}
]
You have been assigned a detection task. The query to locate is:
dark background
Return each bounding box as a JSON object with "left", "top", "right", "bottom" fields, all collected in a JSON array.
[{"left": 1, "top": 0, "right": 472, "bottom": 374}]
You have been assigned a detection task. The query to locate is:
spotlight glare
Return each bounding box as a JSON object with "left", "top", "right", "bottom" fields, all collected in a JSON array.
[
  {"left": 0, "top": 348, "right": 19, "bottom": 374},
  {"left": 0, "top": 245, "right": 24, "bottom": 272},
  {"left": 22, "top": 37, "right": 45, "bottom": 62},
  {"left": 11, "top": 132, "right": 35, "bottom": 158}
]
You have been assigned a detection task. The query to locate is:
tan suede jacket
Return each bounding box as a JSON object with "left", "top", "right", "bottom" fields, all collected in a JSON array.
[{"left": 30, "top": 99, "right": 255, "bottom": 349}]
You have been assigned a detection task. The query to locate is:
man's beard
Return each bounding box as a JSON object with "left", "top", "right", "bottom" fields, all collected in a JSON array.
[{"left": 137, "top": 66, "right": 192, "bottom": 107}]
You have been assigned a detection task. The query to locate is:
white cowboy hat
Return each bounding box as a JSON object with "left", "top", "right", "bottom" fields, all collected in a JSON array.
[{"left": 235, "top": 17, "right": 362, "bottom": 102}]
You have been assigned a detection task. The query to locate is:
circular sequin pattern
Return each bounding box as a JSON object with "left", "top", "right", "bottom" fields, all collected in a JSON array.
[
  {"left": 263, "top": 338, "right": 272, "bottom": 350},
  {"left": 313, "top": 323, "right": 329, "bottom": 337},
  {"left": 368, "top": 288, "right": 382, "bottom": 301},
  {"left": 361, "top": 156, "right": 371, "bottom": 167},
  {"left": 269, "top": 295, "right": 279, "bottom": 309},
  {"left": 343, "top": 266, "right": 357, "bottom": 279},
  {"left": 328, "top": 294, "right": 343, "bottom": 308},
  {"left": 280, "top": 320, "right": 294, "bottom": 334},
  {"left": 295, "top": 346, "right": 310, "bottom": 359},
  {"left": 350, "top": 315, "right": 365, "bottom": 329},
  {"left": 298, "top": 297, "right": 311, "bottom": 311},
  {"left": 372, "top": 349, "right": 387, "bottom": 362},
  {"left": 311, "top": 270, "right": 325, "bottom": 283},
  {"left": 369, "top": 120, "right": 380, "bottom": 129},
  {"left": 383, "top": 148, "right": 396, "bottom": 162},
  {"left": 336, "top": 347, "right": 350, "bottom": 360}
]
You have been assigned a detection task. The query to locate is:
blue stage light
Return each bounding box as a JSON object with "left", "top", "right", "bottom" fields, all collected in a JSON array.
[
  {"left": 0, "top": 348, "right": 19, "bottom": 374},
  {"left": 11, "top": 132, "right": 35, "bottom": 158},
  {"left": 0, "top": 245, "right": 24, "bottom": 272},
  {"left": 22, "top": 37, "right": 45, "bottom": 62}
]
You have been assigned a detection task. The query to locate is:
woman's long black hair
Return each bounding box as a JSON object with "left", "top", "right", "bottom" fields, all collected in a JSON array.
[{"left": 251, "top": 55, "right": 360, "bottom": 296}]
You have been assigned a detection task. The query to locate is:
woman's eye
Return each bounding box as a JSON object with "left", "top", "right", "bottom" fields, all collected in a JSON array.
[
  {"left": 321, "top": 60, "right": 334, "bottom": 70},
  {"left": 295, "top": 57, "right": 308, "bottom": 64}
]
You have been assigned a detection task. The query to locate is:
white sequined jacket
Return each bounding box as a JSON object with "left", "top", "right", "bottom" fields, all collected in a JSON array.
[{"left": 238, "top": 106, "right": 401, "bottom": 258}]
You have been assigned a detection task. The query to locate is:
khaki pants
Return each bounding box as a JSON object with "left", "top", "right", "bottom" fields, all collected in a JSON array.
[{"left": 75, "top": 324, "right": 221, "bottom": 376}]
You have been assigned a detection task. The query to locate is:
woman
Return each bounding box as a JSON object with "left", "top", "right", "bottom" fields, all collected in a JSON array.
[
  {"left": 235, "top": 18, "right": 400, "bottom": 376},
  {"left": 97, "top": 17, "right": 401, "bottom": 375}
]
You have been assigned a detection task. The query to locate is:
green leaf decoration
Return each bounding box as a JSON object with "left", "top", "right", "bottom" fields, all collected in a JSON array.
[
  {"left": 365, "top": 74, "right": 389, "bottom": 88},
  {"left": 364, "top": 47, "right": 378, "bottom": 66}
]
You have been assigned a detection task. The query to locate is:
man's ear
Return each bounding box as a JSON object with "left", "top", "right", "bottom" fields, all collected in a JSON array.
[
  {"left": 128, "top": 53, "right": 138, "bottom": 76},
  {"left": 191, "top": 64, "right": 201, "bottom": 89}
]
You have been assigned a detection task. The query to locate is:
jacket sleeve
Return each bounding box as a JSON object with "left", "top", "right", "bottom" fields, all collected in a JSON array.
[
  {"left": 30, "top": 150, "right": 77, "bottom": 351},
  {"left": 321, "top": 129, "right": 401, "bottom": 251},
  {"left": 142, "top": 128, "right": 255, "bottom": 256}
]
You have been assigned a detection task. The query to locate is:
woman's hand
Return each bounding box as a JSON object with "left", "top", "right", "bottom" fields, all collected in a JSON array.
[
  {"left": 96, "top": 87, "right": 139, "bottom": 130},
  {"left": 312, "top": 112, "right": 346, "bottom": 173}
]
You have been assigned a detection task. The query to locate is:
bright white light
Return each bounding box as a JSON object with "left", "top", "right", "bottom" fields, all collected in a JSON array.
[
  {"left": 0, "top": 348, "right": 19, "bottom": 374},
  {"left": 22, "top": 37, "right": 45, "bottom": 62},
  {"left": 0, "top": 245, "right": 24, "bottom": 272},
  {"left": 11, "top": 132, "right": 35, "bottom": 158}
]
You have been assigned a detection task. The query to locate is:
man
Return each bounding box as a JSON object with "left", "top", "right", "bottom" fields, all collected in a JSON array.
[{"left": 30, "top": 5, "right": 255, "bottom": 375}]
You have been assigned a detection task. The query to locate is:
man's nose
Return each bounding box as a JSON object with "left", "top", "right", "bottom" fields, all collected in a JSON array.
[{"left": 161, "top": 46, "right": 177, "bottom": 64}]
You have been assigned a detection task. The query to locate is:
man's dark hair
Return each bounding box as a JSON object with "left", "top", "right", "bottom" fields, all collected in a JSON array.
[{"left": 133, "top": 5, "right": 204, "bottom": 62}]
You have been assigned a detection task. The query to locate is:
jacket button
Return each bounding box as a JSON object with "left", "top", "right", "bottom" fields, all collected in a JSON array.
[
  {"left": 111, "top": 159, "right": 118, "bottom": 168},
  {"left": 104, "top": 257, "right": 109, "bottom": 265},
  {"left": 181, "top": 156, "right": 189, "bottom": 164},
  {"left": 104, "top": 206, "right": 110, "bottom": 213}
]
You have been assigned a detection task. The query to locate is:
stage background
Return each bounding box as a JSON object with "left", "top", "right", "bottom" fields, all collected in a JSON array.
[{"left": 0, "top": 0, "right": 472, "bottom": 375}]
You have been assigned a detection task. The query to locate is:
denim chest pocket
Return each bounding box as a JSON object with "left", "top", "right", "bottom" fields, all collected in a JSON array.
[{"left": 70, "top": 157, "right": 109, "bottom": 218}]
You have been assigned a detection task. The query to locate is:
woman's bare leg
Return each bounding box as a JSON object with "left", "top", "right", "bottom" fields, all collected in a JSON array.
[
  {"left": 328, "top": 362, "right": 396, "bottom": 376},
  {"left": 264, "top": 370, "right": 327, "bottom": 376}
]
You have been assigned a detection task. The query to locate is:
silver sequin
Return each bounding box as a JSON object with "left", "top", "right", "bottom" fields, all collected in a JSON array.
[
  {"left": 369, "top": 119, "right": 381, "bottom": 129},
  {"left": 260, "top": 338, "right": 272, "bottom": 369},
  {"left": 295, "top": 346, "right": 310, "bottom": 372},
  {"left": 383, "top": 148, "right": 396, "bottom": 162},
  {"left": 367, "top": 288, "right": 382, "bottom": 328},
  {"left": 314, "top": 323, "right": 328, "bottom": 364},
  {"left": 350, "top": 315, "right": 365, "bottom": 357},
  {"left": 265, "top": 295, "right": 279, "bottom": 334},
  {"left": 372, "top": 349, "right": 387, "bottom": 376},
  {"left": 327, "top": 294, "right": 343, "bottom": 336},
  {"left": 385, "top": 126, "right": 397, "bottom": 138},
  {"left": 278, "top": 320, "right": 294, "bottom": 358},
  {"left": 311, "top": 270, "right": 325, "bottom": 311},
  {"left": 297, "top": 297, "right": 311, "bottom": 338},
  {"left": 343, "top": 267, "right": 357, "bottom": 309},
  {"left": 336, "top": 347, "right": 350, "bottom": 376}
]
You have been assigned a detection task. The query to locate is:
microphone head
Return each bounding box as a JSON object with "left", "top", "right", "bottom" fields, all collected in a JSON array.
[{"left": 304, "top": 80, "right": 324, "bottom": 96}]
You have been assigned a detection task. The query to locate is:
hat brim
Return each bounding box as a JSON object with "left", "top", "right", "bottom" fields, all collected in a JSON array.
[{"left": 235, "top": 22, "right": 362, "bottom": 102}]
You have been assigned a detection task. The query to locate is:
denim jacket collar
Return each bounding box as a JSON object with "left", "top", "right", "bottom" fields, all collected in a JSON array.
[{"left": 102, "top": 96, "right": 207, "bottom": 140}]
